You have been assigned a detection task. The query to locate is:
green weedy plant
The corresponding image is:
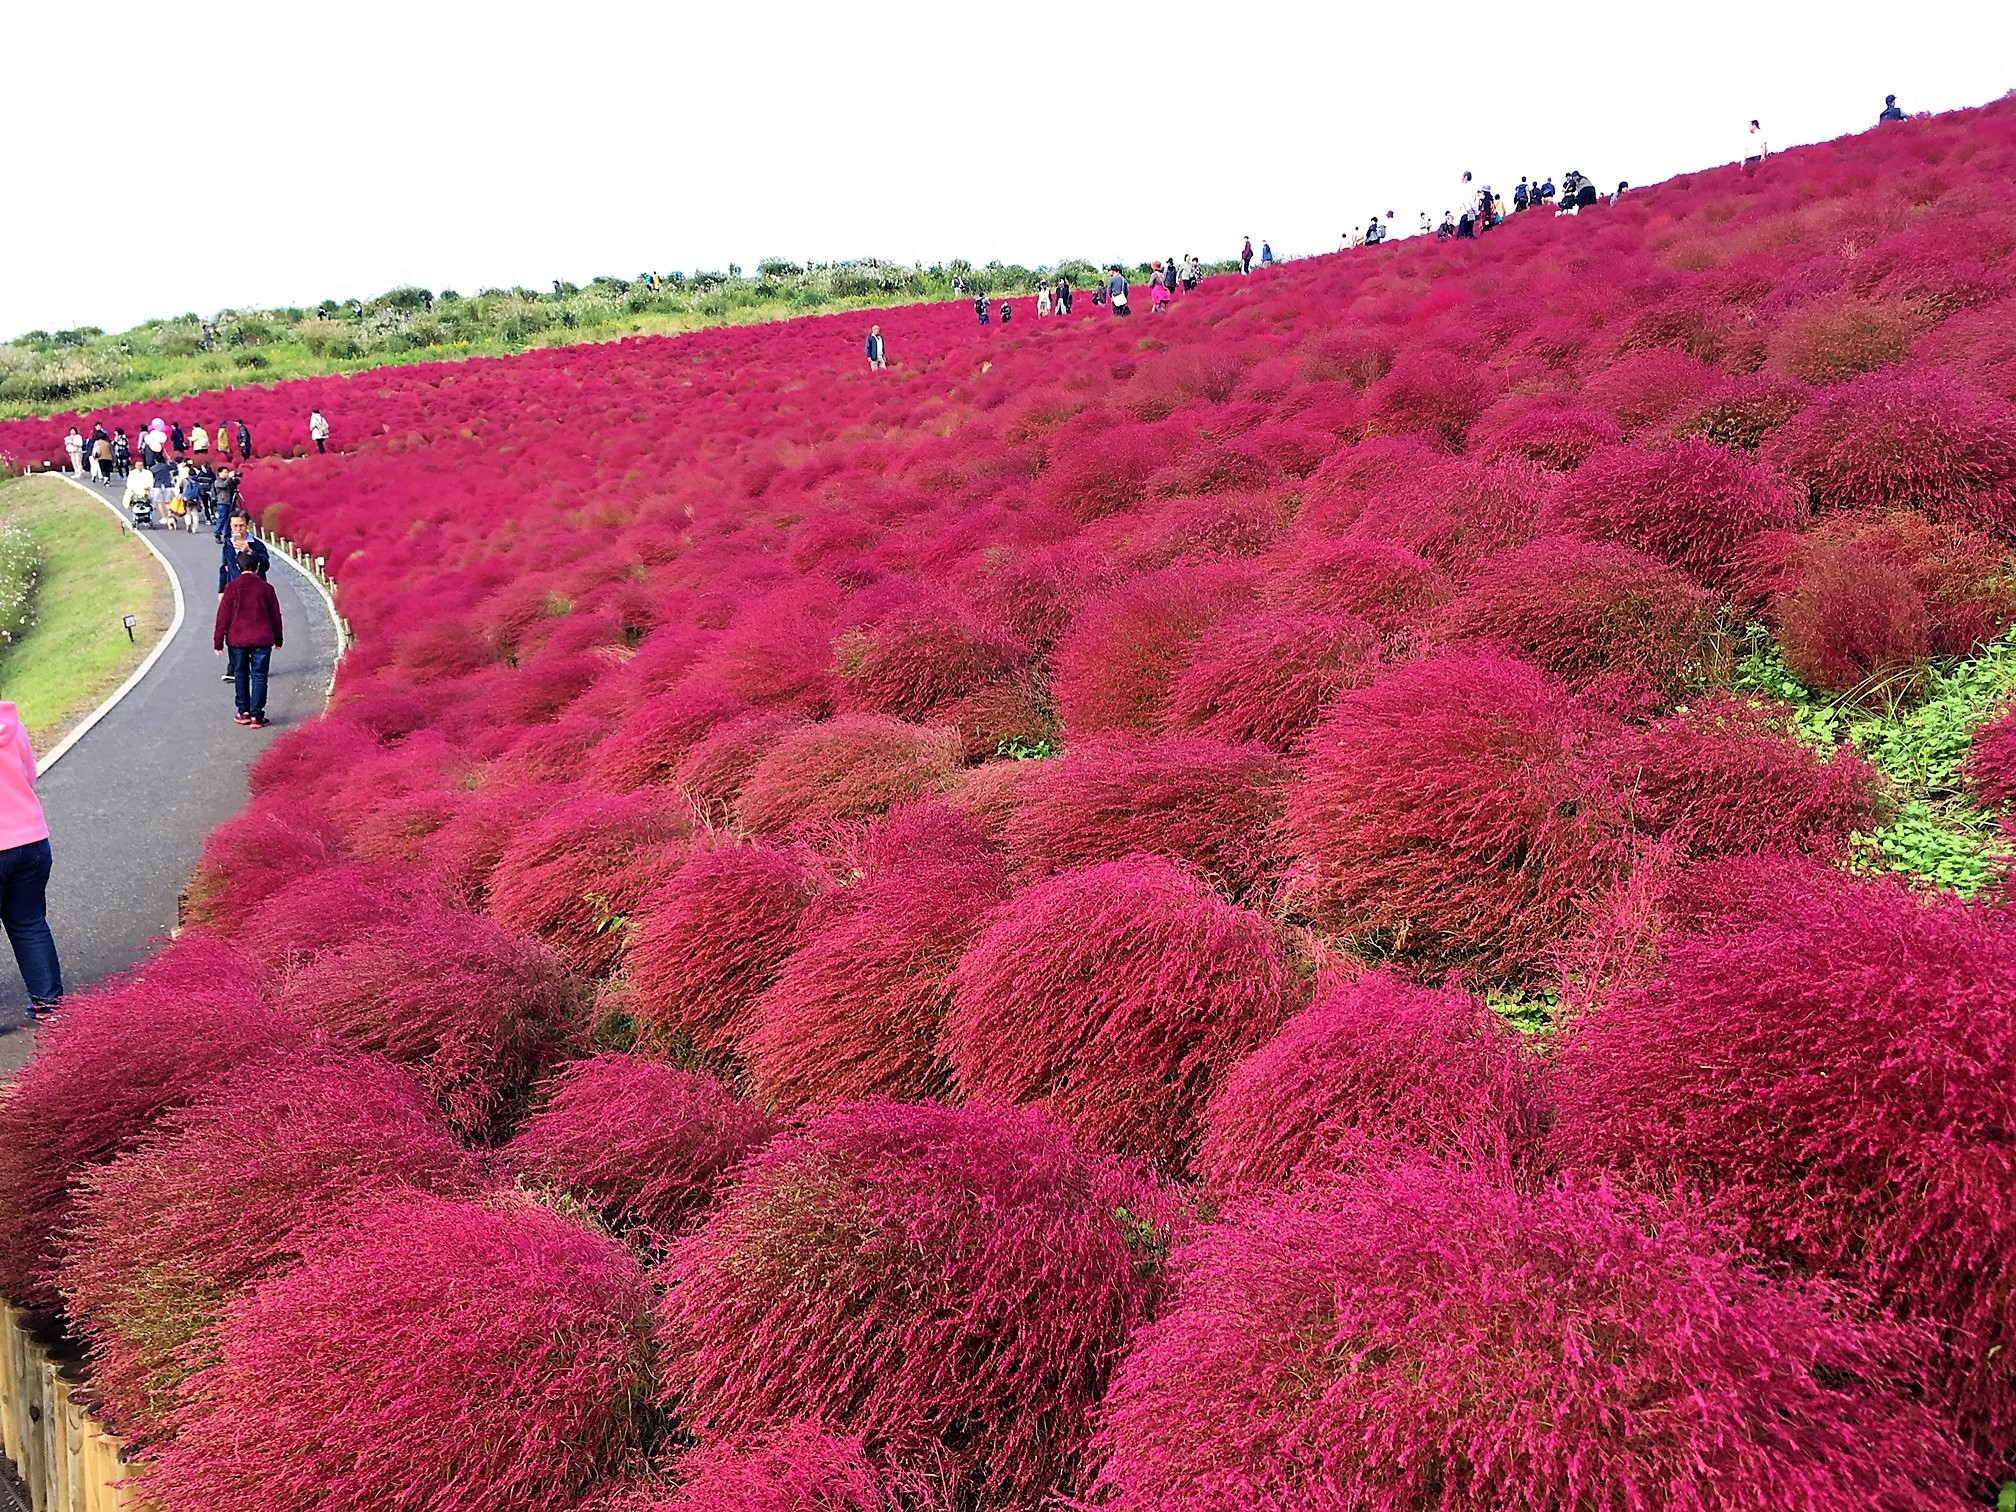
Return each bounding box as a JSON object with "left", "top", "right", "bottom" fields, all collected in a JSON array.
[
  {"left": 1733, "top": 622, "right": 2016, "bottom": 895},
  {"left": 0, "top": 514, "right": 41, "bottom": 645}
]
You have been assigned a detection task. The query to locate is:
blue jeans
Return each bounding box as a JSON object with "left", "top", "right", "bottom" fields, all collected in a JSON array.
[
  {"left": 233, "top": 644, "right": 273, "bottom": 720},
  {"left": 0, "top": 839, "right": 62, "bottom": 1005}
]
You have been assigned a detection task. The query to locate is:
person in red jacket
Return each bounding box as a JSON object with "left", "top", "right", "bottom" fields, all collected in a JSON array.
[{"left": 214, "top": 552, "right": 283, "bottom": 728}]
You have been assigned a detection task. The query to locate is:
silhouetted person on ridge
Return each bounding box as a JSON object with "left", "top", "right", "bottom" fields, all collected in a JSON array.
[
  {"left": 1240, "top": 237, "right": 1253, "bottom": 274},
  {"left": 1880, "top": 94, "right": 1905, "bottom": 122}
]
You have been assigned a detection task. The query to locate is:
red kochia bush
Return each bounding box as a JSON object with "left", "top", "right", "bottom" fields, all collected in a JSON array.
[
  {"left": 1769, "top": 367, "right": 2016, "bottom": 530},
  {"left": 653, "top": 1100, "right": 1171, "bottom": 1508},
  {"left": 1602, "top": 694, "right": 1888, "bottom": 858},
  {"left": 61, "top": 1056, "right": 475, "bottom": 1440},
  {"left": 1196, "top": 972, "right": 1541, "bottom": 1196},
  {"left": 1283, "top": 652, "right": 1623, "bottom": 980},
  {"left": 1163, "top": 610, "right": 1382, "bottom": 753},
  {"left": 233, "top": 858, "right": 445, "bottom": 969},
  {"left": 626, "top": 841, "right": 823, "bottom": 1059},
  {"left": 1553, "top": 876, "right": 2016, "bottom": 1456},
  {"left": 143, "top": 1193, "right": 654, "bottom": 1512},
  {"left": 1776, "top": 538, "right": 1932, "bottom": 691},
  {"left": 277, "top": 906, "right": 578, "bottom": 1139},
  {"left": 1546, "top": 439, "right": 1800, "bottom": 586},
  {"left": 733, "top": 715, "right": 961, "bottom": 841},
  {"left": 745, "top": 808, "right": 1010, "bottom": 1110},
  {"left": 421, "top": 780, "right": 575, "bottom": 904},
  {"left": 1051, "top": 563, "right": 1254, "bottom": 736},
  {"left": 628, "top": 1421, "right": 905, "bottom": 1512},
  {"left": 833, "top": 602, "right": 1023, "bottom": 720},
  {"left": 943, "top": 856, "right": 1295, "bottom": 1166},
  {"left": 1966, "top": 704, "right": 2016, "bottom": 805},
  {"left": 1089, "top": 1168, "right": 1971, "bottom": 1512},
  {"left": 1434, "top": 536, "right": 1718, "bottom": 710},
  {"left": 585, "top": 681, "right": 752, "bottom": 792},
  {"left": 1002, "top": 735, "right": 1288, "bottom": 898},
  {"left": 182, "top": 798, "right": 342, "bottom": 927},
  {"left": 487, "top": 790, "right": 691, "bottom": 975},
  {"left": 1364, "top": 347, "right": 1498, "bottom": 448},
  {"left": 505, "top": 1053, "right": 776, "bottom": 1239},
  {"left": 0, "top": 939, "right": 299, "bottom": 1308},
  {"left": 1258, "top": 536, "right": 1454, "bottom": 637}
]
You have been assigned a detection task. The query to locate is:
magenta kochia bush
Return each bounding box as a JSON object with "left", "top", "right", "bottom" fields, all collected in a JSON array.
[
  {"left": 1553, "top": 876, "right": 2016, "bottom": 1457},
  {"left": 233, "top": 858, "right": 445, "bottom": 969},
  {"left": 943, "top": 855, "right": 1295, "bottom": 1166},
  {"left": 1282, "top": 652, "right": 1623, "bottom": 980},
  {"left": 1545, "top": 438, "right": 1799, "bottom": 586},
  {"left": 1002, "top": 735, "right": 1288, "bottom": 898},
  {"left": 653, "top": 1100, "right": 1172, "bottom": 1508},
  {"left": 486, "top": 789, "right": 691, "bottom": 975},
  {"left": 627, "top": 1420, "right": 905, "bottom": 1512},
  {"left": 1196, "top": 972, "right": 1541, "bottom": 1196},
  {"left": 1089, "top": 1167, "right": 1972, "bottom": 1512},
  {"left": 143, "top": 1193, "right": 655, "bottom": 1512},
  {"left": 1162, "top": 609, "right": 1382, "bottom": 753},
  {"left": 745, "top": 807, "right": 1010, "bottom": 1110},
  {"left": 1050, "top": 563, "right": 1253, "bottom": 736},
  {"left": 733, "top": 714, "right": 962, "bottom": 841},
  {"left": 60, "top": 1056, "right": 475, "bottom": 1441},
  {"left": 276, "top": 905, "right": 578, "bottom": 1139},
  {"left": 625, "top": 841, "right": 823, "bottom": 1060},
  {"left": 182, "top": 799, "right": 341, "bottom": 927},
  {"left": 505, "top": 1053, "right": 776, "bottom": 1239},
  {"left": 0, "top": 939, "right": 300, "bottom": 1309},
  {"left": 1966, "top": 704, "right": 2016, "bottom": 805}
]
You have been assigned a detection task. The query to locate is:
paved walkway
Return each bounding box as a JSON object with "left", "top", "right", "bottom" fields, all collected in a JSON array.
[{"left": 0, "top": 479, "right": 340, "bottom": 1073}]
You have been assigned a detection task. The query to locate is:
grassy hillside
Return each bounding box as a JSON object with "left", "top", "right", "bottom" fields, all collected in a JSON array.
[
  {"left": 0, "top": 256, "right": 1230, "bottom": 418},
  {"left": 0, "top": 474, "right": 172, "bottom": 753}
]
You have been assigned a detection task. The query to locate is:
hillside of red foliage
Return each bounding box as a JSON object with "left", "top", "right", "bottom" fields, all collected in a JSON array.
[{"left": 7, "top": 97, "right": 2016, "bottom": 1507}]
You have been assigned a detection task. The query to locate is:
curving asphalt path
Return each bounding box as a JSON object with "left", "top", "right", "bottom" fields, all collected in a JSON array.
[{"left": 0, "top": 478, "right": 340, "bottom": 1073}]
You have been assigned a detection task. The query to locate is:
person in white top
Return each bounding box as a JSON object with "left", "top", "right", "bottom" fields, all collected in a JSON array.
[
  {"left": 1743, "top": 119, "right": 1768, "bottom": 167},
  {"left": 309, "top": 409, "right": 331, "bottom": 454},
  {"left": 1036, "top": 281, "right": 1052, "bottom": 317},
  {"left": 63, "top": 429, "right": 83, "bottom": 475}
]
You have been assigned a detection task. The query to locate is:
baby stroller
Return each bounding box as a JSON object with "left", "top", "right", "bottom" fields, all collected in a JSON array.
[{"left": 123, "top": 468, "right": 156, "bottom": 529}]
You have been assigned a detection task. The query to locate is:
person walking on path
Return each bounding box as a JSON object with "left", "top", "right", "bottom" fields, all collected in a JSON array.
[
  {"left": 864, "top": 326, "right": 886, "bottom": 370},
  {"left": 309, "top": 410, "right": 330, "bottom": 453},
  {"left": 1107, "top": 265, "right": 1131, "bottom": 316},
  {"left": 89, "top": 428, "right": 114, "bottom": 481},
  {"left": 1240, "top": 236, "right": 1253, "bottom": 274},
  {"left": 1880, "top": 94, "right": 1905, "bottom": 122},
  {"left": 215, "top": 553, "right": 283, "bottom": 728},
  {"left": 235, "top": 419, "right": 252, "bottom": 459},
  {"left": 112, "top": 428, "right": 131, "bottom": 474},
  {"left": 0, "top": 701, "right": 62, "bottom": 1019},
  {"left": 63, "top": 428, "right": 84, "bottom": 476}
]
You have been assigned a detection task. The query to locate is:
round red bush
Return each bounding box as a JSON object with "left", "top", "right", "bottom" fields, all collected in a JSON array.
[
  {"left": 1348, "top": 454, "right": 1551, "bottom": 575},
  {"left": 1966, "top": 704, "right": 2016, "bottom": 806},
  {"left": 743, "top": 808, "right": 1011, "bottom": 1110},
  {"left": 1089, "top": 1167, "right": 1970, "bottom": 1512},
  {"left": 0, "top": 938, "right": 300, "bottom": 1308},
  {"left": 1434, "top": 536, "right": 1719, "bottom": 710},
  {"left": 1364, "top": 348, "right": 1498, "bottom": 448},
  {"left": 1163, "top": 610, "right": 1383, "bottom": 753},
  {"left": 1001, "top": 735, "right": 1287, "bottom": 899},
  {"left": 505, "top": 1053, "right": 776, "bottom": 1240},
  {"left": 1768, "top": 367, "right": 2016, "bottom": 530},
  {"left": 143, "top": 1193, "right": 654, "bottom": 1512},
  {"left": 1051, "top": 563, "right": 1255, "bottom": 736},
  {"left": 626, "top": 841, "right": 824, "bottom": 1060},
  {"left": 733, "top": 714, "right": 962, "bottom": 842},
  {"left": 276, "top": 905, "right": 579, "bottom": 1140},
  {"left": 61, "top": 1056, "right": 474, "bottom": 1440},
  {"left": 1282, "top": 652, "right": 1624, "bottom": 980},
  {"left": 421, "top": 780, "right": 576, "bottom": 904},
  {"left": 653, "top": 1100, "right": 1172, "bottom": 1508},
  {"left": 585, "top": 681, "right": 752, "bottom": 792},
  {"left": 1776, "top": 537, "right": 1933, "bottom": 692},
  {"left": 1545, "top": 439, "right": 1801, "bottom": 586},
  {"left": 1196, "top": 972, "right": 1541, "bottom": 1196},
  {"left": 182, "top": 799, "right": 342, "bottom": 928},
  {"left": 487, "top": 790, "right": 691, "bottom": 974},
  {"left": 1473, "top": 395, "right": 1623, "bottom": 470},
  {"left": 676, "top": 709, "right": 805, "bottom": 826},
  {"left": 620, "top": 1421, "right": 905, "bottom": 1512},
  {"left": 943, "top": 855, "right": 1295, "bottom": 1166},
  {"left": 1582, "top": 347, "right": 1720, "bottom": 434},
  {"left": 1553, "top": 874, "right": 2016, "bottom": 1456},
  {"left": 833, "top": 602, "right": 1023, "bottom": 721},
  {"left": 234, "top": 858, "right": 445, "bottom": 970},
  {"left": 1256, "top": 536, "right": 1454, "bottom": 637}
]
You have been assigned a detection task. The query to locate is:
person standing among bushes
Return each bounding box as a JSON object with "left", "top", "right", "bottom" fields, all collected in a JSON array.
[
  {"left": 309, "top": 410, "right": 330, "bottom": 453},
  {"left": 864, "top": 326, "right": 886, "bottom": 369},
  {"left": 170, "top": 420, "right": 186, "bottom": 455},
  {"left": 1056, "top": 275, "right": 1072, "bottom": 315},
  {"left": 1742, "top": 119, "right": 1767, "bottom": 168},
  {"left": 215, "top": 550, "right": 283, "bottom": 729},
  {"left": 235, "top": 419, "right": 252, "bottom": 459},
  {"left": 1108, "top": 265, "right": 1131, "bottom": 316},
  {"left": 974, "top": 293, "right": 990, "bottom": 326},
  {"left": 1241, "top": 237, "right": 1253, "bottom": 274},
  {"left": 1880, "top": 94, "right": 1905, "bottom": 122},
  {"left": 1037, "top": 282, "right": 1052, "bottom": 317},
  {"left": 0, "top": 701, "right": 62, "bottom": 1021},
  {"left": 190, "top": 423, "right": 209, "bottom": 456},
  {"left": 215, "top": 418, "right": 232, "bottom": 460}
]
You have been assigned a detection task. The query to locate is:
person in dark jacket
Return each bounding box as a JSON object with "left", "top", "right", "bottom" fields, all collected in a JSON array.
[
  {"left": 215, "top": 554, "right": 283, "bottom": 728},
  {"left": 112, "top": 429, "right": 131, "bottom": 473},
  {"left": 975, "top": 293, "right": 990, "bottom": 325},
  {"left": 864, "top": 325, "right": 886, "bottom": 370},
  {"left": 1056, "top": 276, "right": 1072, "bottom": 314},
  {"left": 1880, "top": 94, "right": 1905, "bottom": 122},
  {"left": 218, "top": 511, "right": 270, "bottom": 593},
  {"left": 235, "top": 419, "right": 252, "bottom": 459},
  {"left": 169, "top": 420, "right": 186, "bottom": 454}
]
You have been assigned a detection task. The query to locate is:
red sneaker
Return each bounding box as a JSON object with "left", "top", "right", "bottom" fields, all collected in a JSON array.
[{"left": 234, "top": 713, "right": 254, "bottom": 725}]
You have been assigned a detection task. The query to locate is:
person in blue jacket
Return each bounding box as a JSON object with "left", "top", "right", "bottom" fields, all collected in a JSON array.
[{"left": 865, "top": 325, "right": 886, "bottom": 369}]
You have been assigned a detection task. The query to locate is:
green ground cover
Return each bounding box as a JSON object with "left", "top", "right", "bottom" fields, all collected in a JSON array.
[
  {"left": 0, "top": 475, "right": 173, "bottom": 754},
  {"left": 1, "top": 256, "right": 1235, "bottom": 418}
]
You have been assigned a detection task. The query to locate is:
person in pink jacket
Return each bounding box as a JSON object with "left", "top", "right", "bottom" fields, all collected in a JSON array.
[{"left": 0, "top": 702, "right": 62, "bottom": 1017}]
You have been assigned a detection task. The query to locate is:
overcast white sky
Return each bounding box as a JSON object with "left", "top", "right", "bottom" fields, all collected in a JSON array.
[{"left": 4, "top": 2, "right": 2012, "bottom": 338}]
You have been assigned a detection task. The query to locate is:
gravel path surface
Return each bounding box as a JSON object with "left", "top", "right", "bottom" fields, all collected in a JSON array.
[{"left": 0, "top": 479, "right": 339, "bottom": 1073}]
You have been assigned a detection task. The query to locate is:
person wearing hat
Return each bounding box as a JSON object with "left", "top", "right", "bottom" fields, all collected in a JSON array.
[{"left": 1880, "top": 94, "right": 1906, "bottom": 122}]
